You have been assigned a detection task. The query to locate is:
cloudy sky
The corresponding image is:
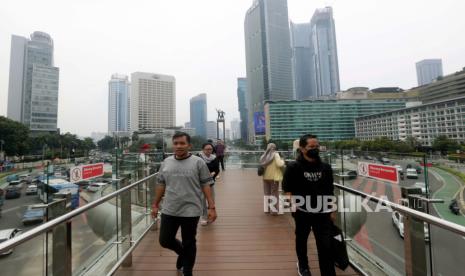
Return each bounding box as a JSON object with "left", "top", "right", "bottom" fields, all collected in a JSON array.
[{"left": 1, "top": 0, "right": 464, "bottom": 137}]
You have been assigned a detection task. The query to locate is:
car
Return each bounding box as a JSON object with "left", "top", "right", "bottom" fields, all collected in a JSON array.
[
  {"left": 413, "top": 182, "right": 427, "bottom": 194},
  {"left": 406, "top": 168, "right": 418, "bottom": 179},
  {"left": 6, "top": 174, "right": 19, "bottom": 183},
  {"left": 87, "top": 182, "right": 107, "bottom": 193},
  {"left": 18, "top": 174, "right": 32, "bottom": 184},
  {"left": 25, "top": 184, "right": 38, "bottom": 195},
  {"left": 0, "top": 229, "right": 22, "bottom": 255},
  {"left": 392, "top": 211, "right": 429, "bottom": 241},
  {"left": 5, "top": 187, "right": 21, "bottom": 199},
  {"left": 22, "top": 206, "right": 46, "bottom": 226},
  {"left": 394, "top": 165, "right": 403, "bottom": 173},
  {"left": 381, "top": 157, "right": 391, "bottom": 164},
  {"left": 8, "top": 180, "right": 22, "bottom": 189}
]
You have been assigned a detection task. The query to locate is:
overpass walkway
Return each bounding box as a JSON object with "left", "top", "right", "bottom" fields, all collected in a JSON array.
[{"left": 116, "top": 169, "right": 360, "bottom": 276}]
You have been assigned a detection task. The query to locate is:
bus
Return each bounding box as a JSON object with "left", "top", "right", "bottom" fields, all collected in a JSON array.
[{"left": 38, "top": 178, "right": 80, "bottom": 209}]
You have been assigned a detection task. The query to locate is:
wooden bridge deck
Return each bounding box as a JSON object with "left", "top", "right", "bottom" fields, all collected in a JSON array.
[{"left": 116, "top": 169, "right": 360, "bottom": 276}]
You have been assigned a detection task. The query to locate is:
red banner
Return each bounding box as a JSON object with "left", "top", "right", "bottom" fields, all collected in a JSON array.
[
  {"left": 70, "top": 163, "right": 104, "bottom": 182},
  {"left": 358, "top": 162, "right": 399, "bottom": 184}
]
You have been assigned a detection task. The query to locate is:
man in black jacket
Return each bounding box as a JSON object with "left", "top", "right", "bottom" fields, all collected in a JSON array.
[{"left": 282, "top": 134, "right": 336, "bottom": 276}]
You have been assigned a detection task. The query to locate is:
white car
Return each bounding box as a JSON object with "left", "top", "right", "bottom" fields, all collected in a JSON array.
[
  {"left": 392, "top": 211, "right": 429, "bottom": 241},
  {"left": 0, "top": 229, "right": 22, "bottom": 255},
  {"left": 26, "top": 184, "right": 38, "bottom": 195},
  {"left": 87, "top": 182, "right": 107, "bottom": 192},
  {"left": 406, "top": 168, "right": 418, "bottom": 179},
  {"left": 413, "top": 182, "right": 427, "bottom": 194}
]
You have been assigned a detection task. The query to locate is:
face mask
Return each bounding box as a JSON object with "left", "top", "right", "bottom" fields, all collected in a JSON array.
[{"left": 306, "top": 148, "right": 320, "bottom": 159}]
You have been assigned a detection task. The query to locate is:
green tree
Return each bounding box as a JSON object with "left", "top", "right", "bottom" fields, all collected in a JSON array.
[
  {"left": 0, "top": 116, "right": 30, "bottom": 156},
  {"left": 97, "top": 136, "right": 115, "bottom": 152},
  {"left": 432, "top": 135, "right": 460, "bottom": 154}
]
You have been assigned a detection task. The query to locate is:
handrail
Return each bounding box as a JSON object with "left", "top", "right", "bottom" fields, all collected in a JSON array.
[
  {"left": 0, "top": 173, "right": 157, "bottom": 253},
  {"left": 334, "top": 183, "right": 465, "bottom": 236}
]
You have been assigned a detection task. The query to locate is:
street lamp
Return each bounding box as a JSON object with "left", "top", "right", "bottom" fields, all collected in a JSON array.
[{"left": 42, "top": 144, "right": 48, "bottom": 166}]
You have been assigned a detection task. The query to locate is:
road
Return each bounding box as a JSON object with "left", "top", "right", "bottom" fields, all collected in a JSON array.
[{"left": 340, "top": 157, "right": 465, "bottom": 276}]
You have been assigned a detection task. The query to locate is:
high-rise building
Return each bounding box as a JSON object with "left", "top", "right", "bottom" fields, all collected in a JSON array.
[
  {"left": 108, "top": 74, "right": 130, "bottom": 133},
  {"left": 244, "top": 0, "right": 294, "bottom": 142},
  {"left": 237, "top": 78, "right": 248, "bottom": 142},
  {"left": 230, "top": 118, "right": 241, "bottom": 140},
  {"left": 290, "top": 22, "right": 316, "bottom": 99},
  {"left": 416, "top": 59, "right": 443, "bottom": 86},
  {"left": 206, "top": 121, "right": 217, "bottom": 140},
  {"left": 190, "top": 93, "right": 207, "bottom": 138},
  {"left": 311, "top": 7, "right": 340, "bottom": 96},
  {"left": 130, "top": 72, "right": 175, "bottom": 131},
  {"left": 7, "top": 32, "right": 59, "bottom": 132}
]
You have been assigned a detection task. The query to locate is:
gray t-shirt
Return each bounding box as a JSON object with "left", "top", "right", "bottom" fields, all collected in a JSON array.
[{"left": 157, "top": 154, "right": 213, "bottom": 217}]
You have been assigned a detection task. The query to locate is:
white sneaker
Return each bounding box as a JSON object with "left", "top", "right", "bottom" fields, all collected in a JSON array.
[{"left": 200, "top": 219, "right": 209, "bottom": 226}]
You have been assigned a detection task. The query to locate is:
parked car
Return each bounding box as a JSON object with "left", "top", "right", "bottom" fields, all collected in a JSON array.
[
  {"left": 392, "top": 211, "right": 429, "bottom": 241},
  {"left": 25, "top": 184, "right": 38, "bottom": 195},
  {"left": 87, "top": 182, "right": 107, "bottom": 193},
  {"left": 22, "top": 205, "right": 46, "bottom": 226},
  {"left": 406, "top": 168, "right": 418, "bottom": 179},
  {"left": 5, "top": 187, "right": 21, "bottom": 199},
  {"left": 0, "top": 228, "right": 22, "bottom": 255}
]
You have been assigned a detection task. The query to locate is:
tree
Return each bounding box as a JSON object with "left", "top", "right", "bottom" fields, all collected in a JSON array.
[
  {"left": 0, "top": 116, "right": 30, "bottom": 156},
  {"left": 97, "top": 136, "right": 115, "bottom": 152},
  {"left": 432, "top": 135, "right": 460, "bottom": 154}
]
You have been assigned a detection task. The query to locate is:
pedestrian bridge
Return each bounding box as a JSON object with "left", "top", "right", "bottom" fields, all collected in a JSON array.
[{"left": 1, "top": 152, "right": 465, "bottom": 276}]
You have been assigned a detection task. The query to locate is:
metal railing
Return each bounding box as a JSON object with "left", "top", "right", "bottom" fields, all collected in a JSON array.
[{"left": 0, "top": 172, "right": 158, "bottom": 276}]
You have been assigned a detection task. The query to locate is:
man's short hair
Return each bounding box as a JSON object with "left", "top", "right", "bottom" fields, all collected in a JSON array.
[
  {"left": 299, "top": 134, "right": 318, "bottom": 148},
  {"left": 172, "top": 132, "right": 191, "bottom": 143}
]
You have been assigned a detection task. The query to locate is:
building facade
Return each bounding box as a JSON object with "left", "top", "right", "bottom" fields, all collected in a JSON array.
[
  {"left": 206, "top": 121, "right": 217, "bottom": 140},
  {"left": 230, "top": 118, "right": 241, "bottom": 140},
  {"left": 416, "top": 59, "right": 443, "bottom": 86},
  {"left": 237, "top": 78, "right": 248, "bottom": 141},
  {"left": 108, "top": 74, "right": 130, "bottom": 133},
  {"left": 311, "top": 7, "right": 340, "bottom": 97},
  {"left": 290, "top": 22, "right": 315, "bottom": 100},
  {"left": 244, "top": 0, "right": 294, "bottom": 142},
  {"left": 265, "top": 99, "right": 406, "bottom": 141},
  {"left": 7, "top": 32, "right": 59, "bottom": 132},
  {"left": 190, "top": 93, "right": 207, "bottom": 138},
  {"left": 130, "top": 72, "right": 175, "bottom": 131},
  {"left": 356, "top": 96, "right": 465, "bottom": 146},
  {"left": 416, "top": 69, "right": 465, "bottom": 104}
]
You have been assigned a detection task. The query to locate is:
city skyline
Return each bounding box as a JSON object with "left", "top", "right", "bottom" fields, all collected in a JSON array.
[{"left": 1, "top": 0, "right": 465, "bottom": 136}]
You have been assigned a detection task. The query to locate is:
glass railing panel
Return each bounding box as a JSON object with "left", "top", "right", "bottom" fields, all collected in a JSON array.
[
  {"left": 429, "top": 224, "right": 465, "bottom": 276},
  {"left": 0, "top": 232, "right": 47, "bottom": 276}
]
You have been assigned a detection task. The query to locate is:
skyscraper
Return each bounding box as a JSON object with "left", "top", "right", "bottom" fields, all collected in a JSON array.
[
  {"left": 311, "top": 7, "right": 340, "bottom": 96},
  {"left": 206, "top": 121, "right": 217, "bottom": 140},
  {"left": 108, "top": 74, "right": 130, "bottom": 133},
  {"left": 190, "top": 93, "right": 207, "bottom": 138},
  {"left": 416, "top": 59, "right": 443, "bottom": 86},
  {"left": 237, "top": 78, "right": 248, "bottom": 142},
  {"left": 230, "top": 118, "right": 241, "bottom": 140},
  {"left": 244, "top": 0, "right": 294, "bottom": 142},
  {"left": 290, "top": 22, "right": 316, "bottom": 99},
  {"left": 7, "top": 32, "right": 59, "bottom": 132},
  {"left": 130, "top": 72, "right": 176, "bottom": 131}
]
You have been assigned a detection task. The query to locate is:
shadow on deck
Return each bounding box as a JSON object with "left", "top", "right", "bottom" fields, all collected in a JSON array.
[{"left": 116, "top": 169, "right": 360, "bottom": 276}]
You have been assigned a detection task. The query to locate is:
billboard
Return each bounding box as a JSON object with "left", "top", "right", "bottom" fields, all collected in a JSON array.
[
  {"left": 357, "top": 162, "right": 399, "bottom": 184},
  {"left": 254, "top": 112, "right": 266, "bottom": 135},
  {"left": 70, "top": 163, "right": 104, "bottom": 183}
]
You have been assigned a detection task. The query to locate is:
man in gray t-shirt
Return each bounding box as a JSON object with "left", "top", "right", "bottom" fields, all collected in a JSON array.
[{"left": 151, "top": 132, "right": 216, "bottom": 276}]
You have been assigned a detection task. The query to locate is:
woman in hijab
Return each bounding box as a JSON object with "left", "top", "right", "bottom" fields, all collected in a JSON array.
[
  {"left": 260, "top": 143, "right": 285, "bottom": 215},
  {"left": 197, "top": 143, "right": 220, "bottom": 225}
]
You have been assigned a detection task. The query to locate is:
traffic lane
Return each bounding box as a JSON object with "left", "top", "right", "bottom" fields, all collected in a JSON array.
[{"left": 0, "top": 185, "right": 42, "bottom": 230}]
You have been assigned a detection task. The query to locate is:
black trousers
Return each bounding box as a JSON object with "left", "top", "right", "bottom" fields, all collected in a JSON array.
[
  {"left": 217, "top": 155, "right": 225, "bottom": 170},
  {"left": 159, "top": 214, "right": 200, "bottom": 273},
  {"left": 293, "top": 211, "right": 336, "bottom": 276}
]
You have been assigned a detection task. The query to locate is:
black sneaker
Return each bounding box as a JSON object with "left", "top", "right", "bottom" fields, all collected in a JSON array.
[
  {"left": 176, "top": 255, "right": 183, "bottom": 271},
  {"left": 297, "top": 262, "right": 311, "bottom": 276}
]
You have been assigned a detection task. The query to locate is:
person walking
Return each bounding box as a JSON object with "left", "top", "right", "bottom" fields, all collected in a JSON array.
[
  {"left": 260, "top": 143, "right": 285, "bottom": 215},
  {"left": 282, "top": 134, "right": 336, "bottom": 276},
  {"left": 151, "top": 132, "right": 217, "bottom": 276},
  {"left": 215, "top": 139, "right": 226, "bottom": 171},
  {"left": 197, "top": 142, "right": 220, "bottom": 226}
]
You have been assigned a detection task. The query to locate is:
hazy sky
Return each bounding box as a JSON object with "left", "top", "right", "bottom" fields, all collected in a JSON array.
[{"left": 1, "top": 0, "right": 464, "bottom": 137}]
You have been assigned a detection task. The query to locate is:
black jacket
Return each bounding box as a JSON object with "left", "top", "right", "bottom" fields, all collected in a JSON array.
[
  {"left": 282, "top": 155, "right": 334, "bottom": 212},
  {"left": 196, "top": 154, "right": 220, "bottom": 183}
]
